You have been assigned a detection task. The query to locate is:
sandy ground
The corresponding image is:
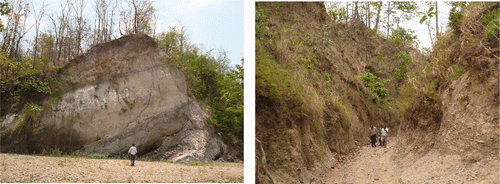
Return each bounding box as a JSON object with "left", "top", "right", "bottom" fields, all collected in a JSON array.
[
  {"left": 320, "top": 140, "right": 400, "bottom": 184},
  {"left": 0, "top": 153, "right": 243, "bottom": 183},
  {"left": 317, "top": 137, "right": 498, "bottom": 184}
]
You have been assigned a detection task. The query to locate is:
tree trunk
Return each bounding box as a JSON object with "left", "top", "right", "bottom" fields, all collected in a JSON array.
[
  {"left": 435, "top": 2, "right": 438, "bottom": 37},
  {"left": 9, "top": 21, "right": 19, "bottom": 59},
  {"left": 57, "top": 19, "right": 65, "bottom": 64},
  {"left": 354, "top": 2, "right": 359, "bottom": 21},
  {"left": 386, "top": 2, "right": 391, "bottom": 37},
  {"left": 133, "top": 0, "right": 138, "bottom": 34},
  {"left": 93, "top": 14, "right": 97, "bottom": 45},
  {"left": 2, "top": 20, "right": 10, "bottom": 51},
  {"left": 367, "top": 2, "right": 370, "bottom": 27},
  {"left": 109, "top": 2, "right": 117, "bottom": 41},
  {"left": 180, "top": 26, "right": 185, "bottom": 54},
  {"left": 34, "top": 33, "right": 39, "bottom": 63},
  {"left": 32, "top": 2, "right": 46, "bottom": 65},
  {"left": 346, "top": 2, "right": 349, "bottom": 23},
  {"left": 14, "top": 15, "right": 30, "bottom": 60},
  {"left": 14, "top": 36, "right": 21, "bottom": 60},
  {"left": 375, "top": 2, "right": 382, "bottom": 31},
  {"left": 67, "top": 27, "right": 72, "bottom": 60}
]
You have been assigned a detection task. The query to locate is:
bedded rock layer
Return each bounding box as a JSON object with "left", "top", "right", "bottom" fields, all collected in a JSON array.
[{"left": 1, "top": 34, "right": 229, "bottom": 162}]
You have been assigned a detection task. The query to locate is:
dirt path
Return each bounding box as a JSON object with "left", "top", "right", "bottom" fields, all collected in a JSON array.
[
  {"left": 0, "top": 153, "right": 243, "bottom": 183},
  {"left": 322, "top": 140, "right": 401, "bottom": 184}
]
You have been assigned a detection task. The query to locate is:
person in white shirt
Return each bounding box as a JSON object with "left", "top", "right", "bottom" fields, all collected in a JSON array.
[
  {"left": 379, "top": 125, "right": 388, "bottom": 147},
  {"left": 379, "top": 125, "right": 386, "bottom": 147},
  {"left": 384, "top": 127, "right": 389, "bottom": 143},
  {"left": 128, "top": 144, "right": 137, "bottom": 166}
]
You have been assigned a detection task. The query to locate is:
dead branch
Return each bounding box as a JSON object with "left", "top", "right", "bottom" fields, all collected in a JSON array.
[
  {"left": 256, "top": 138, "right": 276, "bottom": 184},
  {"left": 479, "top": 41, "right": 500, "bottom": 60}
]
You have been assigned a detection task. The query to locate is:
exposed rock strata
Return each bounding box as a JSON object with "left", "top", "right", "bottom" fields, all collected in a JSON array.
[{"left": 1, "top": 34, "right": 229, "bottom": 162}]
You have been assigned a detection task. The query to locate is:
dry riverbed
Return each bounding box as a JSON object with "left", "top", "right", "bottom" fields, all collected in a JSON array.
[{"left": 0, "top": 153, "right": 243, "bottom": 183}]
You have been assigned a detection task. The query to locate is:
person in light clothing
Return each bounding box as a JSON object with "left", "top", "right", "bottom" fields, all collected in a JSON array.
[
  {"left": 379, "top": 125, "right": 386, "bottom": 147},
  {"left": 128, "top": 144, "right": 137, "bottom": 166},
  {"left": 379, "top": 125, "right": 388, "bottom": 147},
  {"left": 384, "top": 126, "right": 389, "bottom": 144}
]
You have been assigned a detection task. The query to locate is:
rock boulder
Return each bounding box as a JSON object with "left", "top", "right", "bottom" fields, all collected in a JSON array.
[{"left": 1, "top": 34, "right": 229, "bottom": 162}]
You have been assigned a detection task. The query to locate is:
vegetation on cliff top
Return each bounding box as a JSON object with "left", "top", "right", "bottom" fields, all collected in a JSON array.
[{"left": 156, "top": 28, "right": 243, "bottom": 149}]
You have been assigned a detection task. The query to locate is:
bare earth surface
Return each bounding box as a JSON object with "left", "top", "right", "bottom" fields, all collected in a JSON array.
[
  {"left": 319, "top": 137, "right": 498, "bottom": 184},
  {"left": 321, "top": 141, "right": 400, "bottom": 184},
  {"left": 0, "top": 153, "right": 243, "bottom": 183}
]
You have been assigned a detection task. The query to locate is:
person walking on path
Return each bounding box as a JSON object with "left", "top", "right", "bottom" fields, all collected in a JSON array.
[
  {"left": 383, "top": 126, "right": 389, "bottom": 144},
  {"left": 379, "top": 126, "right": 387, "bottom": 147},
  {"left": 369, "top": 126, "right": 377, "bottom": 147},
  {"left": 128, "top": 144, "right": 137, "bottom": 166}
]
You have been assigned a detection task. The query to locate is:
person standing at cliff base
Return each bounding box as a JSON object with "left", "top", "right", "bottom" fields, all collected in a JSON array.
[{"left": 128, "top": 144, "right": 137, "bottom": 166}]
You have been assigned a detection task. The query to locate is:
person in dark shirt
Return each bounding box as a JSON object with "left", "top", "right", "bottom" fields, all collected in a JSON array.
[{"left": 369, "top": 126, "right": 377, "bottom": 147}]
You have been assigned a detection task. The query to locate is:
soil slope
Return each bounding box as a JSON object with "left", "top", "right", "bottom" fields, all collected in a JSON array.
[
  {"left": 255, "top": 2, "right": 411, "bottom": 183},
  {"left": 395, "top": 3, "right": 499, "bottom": 183}
]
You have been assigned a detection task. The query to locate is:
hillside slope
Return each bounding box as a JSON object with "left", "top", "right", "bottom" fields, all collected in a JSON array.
[
  {"left": 256, "top": 2, "right": 498, "bottom": 184},
  {"left": 255, "top": 2, "right": 413, "bottom": 183},
  {"left": 394, "top": 3, "right": 499, "bottom": 183},
  {"left": 1, "top": 34, "right": 233, "bottom": 162}
]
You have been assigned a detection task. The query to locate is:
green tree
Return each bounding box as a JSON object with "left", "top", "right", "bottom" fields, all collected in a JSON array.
[
  {"left": 482, "top": 8, "right": 499, "bottom": 39},
  {"left": 448, "top": 2, "right": 468, "bottom": 35},
  {"left": 120, "top": 0, "right": 156, "bottom": 35},
  {"left": 419, "top": 2, "right": 437, "bottom": 45},
  {"left": 389, "top": 27, "right": 417, "bottom": 47},
  {"left": 392, "top": 51, "right": 413, "bottom": 79},
  {"left": 157, "top": 30, "right": 181, "bottom": 54},
  {"left": 156, "top": 30, "right": 244, "bottom": 146},
  {"left": 0, "top": 52, "right": 55, "bottom": 116},
  {"left": 213, "top": 64, "right": 243, "bottom": 144},
  {"left": 360, "top": 71, "right": 389, "bottom": 101},
  {"left": 326, "top": 2, "right": 347, "bottom": 23},
  {"left": 0, "top": 1, "right": 11, "bottom": 31},
  {"left": 393, "top": 2, "right": 418, "bottom": 28},
  {"left": 383, "top": 2, "right": 418, "bottom": 37}
]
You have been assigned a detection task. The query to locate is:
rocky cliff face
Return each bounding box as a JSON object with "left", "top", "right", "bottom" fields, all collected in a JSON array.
[{"left": 1, "top": 34, "right": 230, "bottom": 162}]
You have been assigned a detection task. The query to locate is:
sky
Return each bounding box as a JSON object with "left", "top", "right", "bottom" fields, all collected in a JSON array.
[
  {"left": 154, "top": 0, "right": 244, "bottom": 68},
  {"left": 23, "top": 0, "right": 243, "bottom": 68},
  {"left": 326, "top": 1, "right": 451, "bottom": 51},
  {"left": 401, "top": 1, "right": 451, "bottom": 51}
]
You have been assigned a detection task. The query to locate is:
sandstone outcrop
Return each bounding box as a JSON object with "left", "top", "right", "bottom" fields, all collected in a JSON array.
[{"left": 1, "top": 34, "right": 230, "bottom": 162}]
